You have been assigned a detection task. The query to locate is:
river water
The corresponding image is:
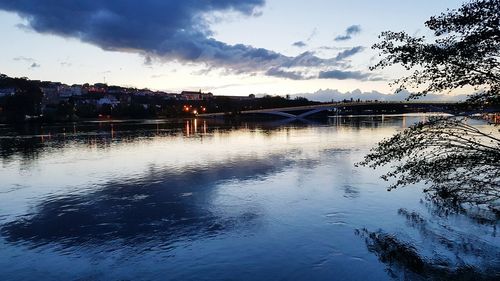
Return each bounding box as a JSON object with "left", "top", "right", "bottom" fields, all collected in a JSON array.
[{"left": 0, "top": 115, "right": 498, "bottom": 281}]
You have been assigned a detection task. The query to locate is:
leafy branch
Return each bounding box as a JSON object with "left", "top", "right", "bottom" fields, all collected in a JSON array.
[{"left": 358, "top": 117, "right": 500, "bottom": 206}]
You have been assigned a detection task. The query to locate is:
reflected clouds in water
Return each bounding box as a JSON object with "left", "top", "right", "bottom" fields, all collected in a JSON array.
[{"left": 1, "top": 151, "right": 304, "bottom": 250}]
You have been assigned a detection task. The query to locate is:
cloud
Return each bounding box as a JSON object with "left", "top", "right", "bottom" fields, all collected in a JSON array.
[
  {"left": 13, "top": 56, "right": 35, "bottom": 63},
  {"left": 318, "top": 70, "right": 375, "bottom": 80},
  {"left": 292, "top": 41, "right": 307, "bottom": 48},
  {"left": 151, "top": 74, "right": 169, "bottom": 79},
  {"left": 1, "top": 1, "right": 272, "bottom": 69},
  {"left": 13, "top": 56, "right": 40, "bottom": 68},
  {"left": 144, "top": 55, "right": 153, "bottom": 66},
  {"left": 265, "top": 67, "right": 311, "bottom": 80},
  {"left": 266, "top": 46, "right": 371, "bottom": 80},
  {"left": 0, "top": 1, "right": 368, "bottom": 81},
  {"left": 334, "top": 25, "right": 361, "bottom": 41},
  {"left": 318, "top": 46, "right": 351, "bottom": 51},
  {"left": 293, "top": 89, "right": 468, "bottom": 102},
  {"left": 306, "top": 28, "right": 318, "bottom": 42},
  {"left": 292, "top": 28, "right": 317, "bottom": 48},
  {"left": 335, "top": 46, "right": 364, "bottom": 60},
  {"left": 280, "top": 51, "right": 342, "bottom": 68},
  {"left": 347, "top": 25, "right": 361, "bottom": 34}
]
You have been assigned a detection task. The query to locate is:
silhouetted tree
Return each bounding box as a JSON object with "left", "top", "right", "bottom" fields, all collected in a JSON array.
[
  {"left": 359, "top": 117, "right": 500, "bottom": 205},
  {"left": 361, "top": 0, "right": 500, "bottom": 208},
  {"left": 0, "top": 74, "right": 43, "bottom": 121},
  {"left": 371, "top": 0, "right": 499, "bottom": 104}
]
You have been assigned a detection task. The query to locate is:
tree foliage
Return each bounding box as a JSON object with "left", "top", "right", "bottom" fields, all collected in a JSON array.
[
  {"left": 363, "top": 0, "right": 500, "bottom": 208},
  {"left": 372, "top": 0, "right": 499, "bottom": 104},
  {"left": 359, "top": 117, "right": 500, "bottom": 206},
  {"left": 0, "top": 74, "right": 43, "bottom": 121}
]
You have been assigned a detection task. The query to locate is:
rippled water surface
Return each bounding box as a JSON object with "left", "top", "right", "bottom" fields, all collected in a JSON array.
[{"left": 0, "top": 115, "right": 498, "bottom": 281}]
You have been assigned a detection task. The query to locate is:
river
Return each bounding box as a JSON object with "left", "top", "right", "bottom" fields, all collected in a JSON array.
[{"left": 0, "top": 114, "right": 498, "bottom": 280}]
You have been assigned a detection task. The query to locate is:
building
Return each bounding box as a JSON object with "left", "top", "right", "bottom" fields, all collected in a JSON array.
[
  {"left": 0, "top": 88, "right": 16, "bottom": 97},
  {"left": 97, "top": 95, "right": 120, "bottom": 108},
  {"left": 161, "top": 93, "right": 179, "bottom": 100},
  {"left": 86, "top": 83, "right": 107, "bottom": 94},
  {"left": 58, "top": 85, "right": 83, "bottom": 97},
  {"left": 180, "top": 90, "right": 213, "bottom": 101},
  {"left": 40, "top": 87, "right": 59, "bottom": 104},
  {"left": 135, "top": 89, "right": 155, "bottom": 97}
]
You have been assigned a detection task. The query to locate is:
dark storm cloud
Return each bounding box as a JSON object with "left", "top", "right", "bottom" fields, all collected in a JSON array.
[
  {"left": 334, "top": 25, "right": 361, "bottom": 41},
  {"left": 0, "top": 1, "right": 266, "bottom": 62},
  {"left": 0, "top": 1, "right": 370, "bottom": 80}
]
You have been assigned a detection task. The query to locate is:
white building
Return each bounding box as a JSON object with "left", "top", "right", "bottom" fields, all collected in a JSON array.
[
  {"left": 97, "top": 95, "right": 120, "bottom": 107},
  {"left": 180, "top": 91, "right": 213, "bottom": 101}
]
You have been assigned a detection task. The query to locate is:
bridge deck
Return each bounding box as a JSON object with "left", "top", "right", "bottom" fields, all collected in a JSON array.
[{"left": 197, "top": 101, "right": 457, "bottom": 118}]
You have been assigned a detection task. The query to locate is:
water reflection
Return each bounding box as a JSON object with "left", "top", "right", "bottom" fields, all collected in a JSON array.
[
  {"left": 1, "top": 151, "right": 303, "bottom": 249},
  {"left": 0, "top": 119, "right": 282, "bottom": 163},
  {"left": 357, "top": 201, "right": 499, "bottom": 280},
  {"left": 0, "top": 115, "right": 496, "bottom": 281},
  {"left": 0, "top": 115, "right": 423, "bottom": 164}
]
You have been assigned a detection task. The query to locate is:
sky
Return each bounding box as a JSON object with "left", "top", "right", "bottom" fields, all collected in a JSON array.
[{"left": 0, "top": 0, "right": 466, "bottom": 96}]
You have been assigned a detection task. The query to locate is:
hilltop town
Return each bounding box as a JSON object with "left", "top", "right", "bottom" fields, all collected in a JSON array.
[{"left": 0, "top": 74, "right": 314, "bottom": 122}]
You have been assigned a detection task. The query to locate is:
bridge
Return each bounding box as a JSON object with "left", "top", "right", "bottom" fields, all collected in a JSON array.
[{"left": 197, "top": 101, "right": 458, "bottom": 120}]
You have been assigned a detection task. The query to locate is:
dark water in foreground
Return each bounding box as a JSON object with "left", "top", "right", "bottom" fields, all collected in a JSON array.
[{"left": 0, "top": 115, "right": 498, "bottom": 281}]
